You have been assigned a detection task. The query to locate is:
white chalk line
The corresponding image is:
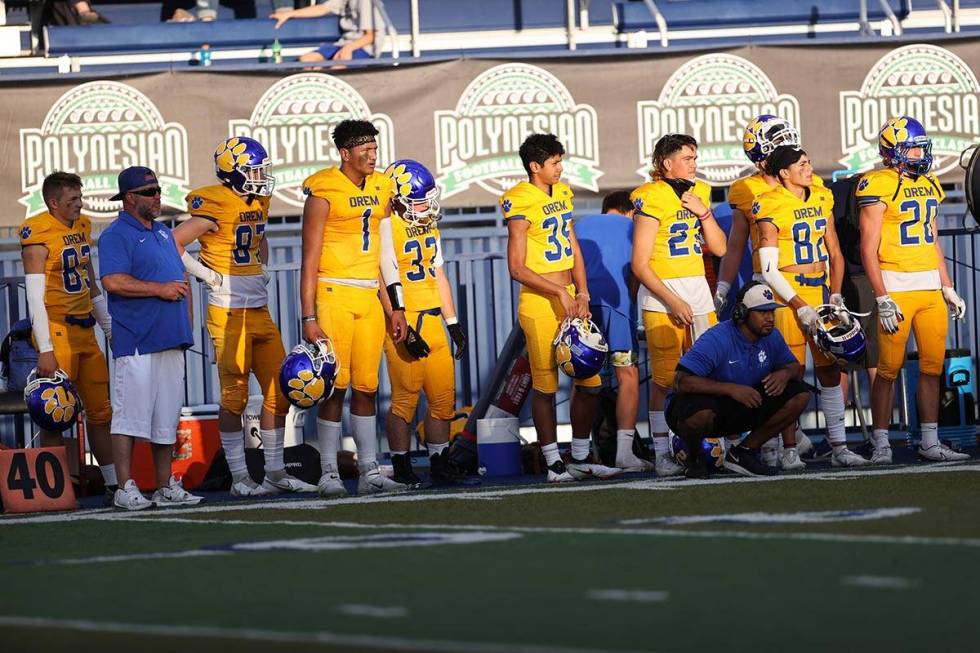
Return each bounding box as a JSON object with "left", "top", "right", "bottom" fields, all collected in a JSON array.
[
  {"left": 0, "top": 615, "right": 658, "bottom": 653},
  {"left": 841, "top": 575, "right": 921, "bottom": 589},
  {"left": 1, "top": 461, "right": 977, "bottom": 527},
  {"left": 587, "top": 589, "right": 669, "bottom": 603}
]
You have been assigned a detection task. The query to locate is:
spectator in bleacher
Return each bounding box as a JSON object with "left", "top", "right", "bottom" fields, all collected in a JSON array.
[
  {"left": 271, "top": 0, "right": 385, "bottom": 63},
  {"left": 99, "top": 166, "right": 203, "bottom": 510},
  {"left": 41, "top": 0, "right": 108, "bottom": 26},
  {"left": 574, "top": 190, "right": 651, "bottom": 473},
  {"left": 666, "top": 282, "right": 811, "bottom": 478},
  {"left": 164, "top": 0, "right": 256, "bottom": 22}
]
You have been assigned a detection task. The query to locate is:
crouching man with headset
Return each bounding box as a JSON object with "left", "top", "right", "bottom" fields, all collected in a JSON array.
[{"left": 665, "top": 282, "right": 812, "bottom": 478}]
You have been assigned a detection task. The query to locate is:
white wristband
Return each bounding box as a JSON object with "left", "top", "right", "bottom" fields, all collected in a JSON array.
[
  {"left": 25, "top": 273, "right": 53, "bottom": 353},
  {"left": 715, "top": 281, "right": 731, "bottom": 297},
  {"left": 445, "top": 316, "right": 458, "bottom": 326}
]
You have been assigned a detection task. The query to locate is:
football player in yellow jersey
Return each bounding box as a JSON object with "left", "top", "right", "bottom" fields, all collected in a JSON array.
[
  {"left": 377, "top": 159, "right": 468, "bottom": 487},
  {"left": 19, "top": 172, "right": 116, "bottom": 493},
  {"left": 857, "top": 116, "right": 968, "bottom": 464},
  {"left": 718, "top": 115, "right": 822, "bottom": 458},
  {"left": 502, "top": 133, "right": 619, "bottom": 482},
  {"left": 175, "top": 137, "right": 316, "bottom": 497},
  {"left": 300, "top": 119, "right": 410, "bottom": 497},
  {"left": 754, "top": 145, "right": 870, "bottom": 469},
  {"left": 629, "top": 133, "right": 727, "bottom": 477}
]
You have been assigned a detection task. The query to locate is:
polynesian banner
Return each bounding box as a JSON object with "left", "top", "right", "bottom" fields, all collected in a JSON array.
[{"left": 1, "top": 39, "right": 978, "bottom": 225}]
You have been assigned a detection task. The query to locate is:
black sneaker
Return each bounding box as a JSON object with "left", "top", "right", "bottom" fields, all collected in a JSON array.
[
  {"left": 391, "top": 453, "right": 426, "bottom": 489},
  {"left": 724, "top": 446, "right": 779, "bottom": 477},
  {"left": 547, "top": 459, "right": 574, "bottom": 482},
  {"left": 103, "top": 485, "right": 118, "bottom": 507},
  {"left": 683, "top": 460, "right": 711, "bottom": 480}
]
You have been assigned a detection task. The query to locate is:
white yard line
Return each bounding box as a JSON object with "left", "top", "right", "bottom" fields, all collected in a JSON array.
[
  {"left": 336, "top": 604, "right": 409, "bottom": 618},
  {"left": 586, "top": 589, "right": 670, "bottom": 603},
  {"left": 0, "top": 615, "right": 657, "bottom": 653},
  {"left": 2, "top": 461, "right": 977, "bottom": 527},
  {"left": 841, "top": 575, "right": 920, "bottom": 589}
]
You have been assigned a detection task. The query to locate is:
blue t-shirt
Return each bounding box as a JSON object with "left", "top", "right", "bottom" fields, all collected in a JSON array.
[
  {"left": 677, "top": 319, "right": 796, "bottom": 387},
  {"left": 98, "top": 212, "right": 194, "bottom": 358},
  {"left": 574, "top": 213, "right": 634, "bottom": 315}
]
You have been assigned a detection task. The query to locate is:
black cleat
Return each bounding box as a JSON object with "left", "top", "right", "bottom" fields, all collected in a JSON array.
[
  {"left": 391, "top": 453, "right": 426, "bottom": 489},
  {"left": 103, "top": 485, "right": 118, "bottom": 507},
  {"left": 724, "top": 446, "right": 779, "bottom": 477}
]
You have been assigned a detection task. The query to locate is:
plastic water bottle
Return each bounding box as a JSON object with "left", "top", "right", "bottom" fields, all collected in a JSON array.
[
  {"left": 271, "top": 39, "right": 283, "bottom": 64},
  {"left": 199, "top": 44, "right": 212, "bottom": 67}
]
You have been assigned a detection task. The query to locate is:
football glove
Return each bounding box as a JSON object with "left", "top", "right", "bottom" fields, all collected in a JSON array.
[
  {"left": 713, "top": 281, "right": 730, "bottom": 315},
  {"left": 796, "top": 305, "right": 820, "bottom": 336},
  {"left": 876, "top": 295, "right": 904, "bottom": 334},
  {"left": 404, "top": 326, "right": 430, "bottom": 359},
  {"left": 942, "top": 286, "right": 966, "bottom": 320},
  {"left": 447, "top": 322, "right": 467, "bottom": 360},
  {"left": 829, "top": 293, "right": 853, "bottom": 327}
]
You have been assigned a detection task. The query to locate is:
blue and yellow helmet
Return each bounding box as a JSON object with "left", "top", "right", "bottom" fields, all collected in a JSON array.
[
  {"left": 214, "top": 136, "right": 276, "bottom": 196},
  {"left": 384, "top": 159, "right": 441, "bottom": 227},
  {"left": 554, "top": 318, "right": 608, "bottom": 379},
  {"left": 24, "top": 369, "right": 80, "bottom": 433},
  {"left": 878, "top": 116, "right": 933, "bottom": 177},
  {"left": 742, "top": 114, "right": 801, "bottom": 165},
  {"left": 279, "top": 339, "right": 338, "bottom": 409}
]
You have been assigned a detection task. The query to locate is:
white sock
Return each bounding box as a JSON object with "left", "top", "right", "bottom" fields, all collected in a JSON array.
[
  {"left": 820, "top": 384, "right": 846, "bottom": 446},
  {"left": 616, "top": 429, "right": 635, "bottom": 457},
  {"left": 427, "top": 441, "right": 449, "bottom": 457},
  {"left": 872, "top": 428, "right": 890, "bottom": 450},
  {"left": 350, "top": 414, "right": 378, "bottom": 471},
  {"left": 390, "top": 450, "right": 408, "bottom": 457},
  {"left": 571, "top": 437, "right": 591, "bottom": 461},
  {"left": 761, "top": 437, "right": 780, "bottom": 453},
  {"left": 260, "top": 427, "right": 285, "bottom": 473},
  {"left": 541, "top": 442, "right": 560, "bottom": 466},
  {"left": 220, "top": 430, "right": 248, "bottom": 479},
  {"left": 650, "top": 411, "right": 669, "bottom": 458},
  {"left": 99, "top": 464, "right": 117, "bottom": 487},
  {"left": 920, "top": 422, "right": 939, "bottom": 449},
  {"left": 316, "top": 418, "right": 342, "bottom": 473}
]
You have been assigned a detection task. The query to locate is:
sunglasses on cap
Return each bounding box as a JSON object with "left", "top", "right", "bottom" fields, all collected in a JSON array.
[{"left": 129, "top": 187, "right": 161, "bottom": 197}]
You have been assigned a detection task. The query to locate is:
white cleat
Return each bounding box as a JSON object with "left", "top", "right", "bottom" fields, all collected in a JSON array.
[
  {"left": 317, "top": 471, "right": 349, "bottom": 498},
  {"left": 654, "top": 456, "right": 684, "bottom": 478},
  {"left": 831, "top": 447, "right": 871, "bottom": 467},
  {"left": 357, "top": 463, "right": 409, "bottom": 495},
  {"left": 760, "top": 446, "right": 780, "bottom": 468},
  {"left": 546, "top": 461, "right": 574, "bottom": 482},
  {"left": 870, "top": 446, "right": 893, "bottom": 465},
  {"left": 779, "top": 447, "right": 806, "bottom": 471},
  {"left": 113, "top": 479, "right": 153, "bottom": 511},
  {"left": 261, "top": 472, "right": 318, "bottom": 493},
  {"left": 230, "top": 477, "right": 273, "bottom": 497},
  {"left": 614, "top": 449, "right": 654, "bottom": 472},
  {"left": 917, "top": 443, "right": 970, "bottom": 462},
  {"left": 151, "top": 475, "right": 204, "bottom": 507},
  {"left": 566, "top": 459, "right": 621, "bottom": 480},
  {"left": 795, "top": 429, "right": 813, "bottom": 457}
]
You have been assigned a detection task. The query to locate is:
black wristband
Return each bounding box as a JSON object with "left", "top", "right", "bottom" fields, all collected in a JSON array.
[{"left": 386, "top": 283, "right": 405, "bottom": 311}]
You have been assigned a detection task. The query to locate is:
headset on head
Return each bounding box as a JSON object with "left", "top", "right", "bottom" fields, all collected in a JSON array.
[{"left": 731, "top": 281, "right": 764, "bottom": 324}]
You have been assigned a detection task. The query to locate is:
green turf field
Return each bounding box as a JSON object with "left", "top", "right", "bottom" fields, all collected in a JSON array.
[{"left": 3, "top": 462, "right": 979, "bottom": 653}]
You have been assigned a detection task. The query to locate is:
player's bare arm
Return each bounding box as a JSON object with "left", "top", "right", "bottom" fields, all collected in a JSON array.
[
  {"left": 682, "top": 191, "right": 727, "bottom": 257},
  {"left": 300, "top": 194, "right": 329, "bottom": 344},
  {"left": 507, "top": 218, "right": 576, "bottom": 317},
  {"left": 566, "top": 222, "right": 591, "bottom": 318}
]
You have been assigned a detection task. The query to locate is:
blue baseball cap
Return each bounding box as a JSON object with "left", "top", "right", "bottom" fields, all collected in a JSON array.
[{"left": 110, "top": 166, "right": 158, "bottom": 201}]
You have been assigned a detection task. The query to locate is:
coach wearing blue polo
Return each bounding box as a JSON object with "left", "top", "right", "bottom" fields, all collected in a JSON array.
[
  {"left": 666, "top": 282, "right": 811, "bottom": 478},
  {"left": 99, "top": 166, "right": 202, "bottom": 511}
]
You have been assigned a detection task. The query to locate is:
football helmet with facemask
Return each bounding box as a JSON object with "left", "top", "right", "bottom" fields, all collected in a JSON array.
[
  {"left": 813, "top": 304, "right": 867, "bottom": 363},
  {"left": 279, "top": 339, "right": 338, "bottom": 409},
  {"left": 24, "top": 369, "right": 80, "bottom": 432},
  {"left": 670, "top": 435, "right": 727, "bottom": 469},
  {"left": 214, "top": 136, "right": 276, "bottom": 196},
  {"left": 878, "top": 116, "right": 933, "bottom": 178},
  {"left": 554, "top": 318, "right": 608, "bottom": 379},
  {"left": 742, "top": 114, "right": 801, "bottom": 164},
  {"left": 384, "top": 159, "right": 441, "bottom": 227}
]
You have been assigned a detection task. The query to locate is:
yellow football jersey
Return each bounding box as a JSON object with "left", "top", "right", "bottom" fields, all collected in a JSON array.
[
  {"left": 19, "top": 212, "right": 93, "bottom": 318},
  {"left": 630, "top": 179, "right": 711, "bottom": 279},
  {"left": 303, "top": 167, "right": 395, "bottom": 280},
  {"left": 500, "top": 181, "right": 575, "bottom": 275},
  {"left": 391, "top": 213, "right": 442, "bottom": 310},
  {"left": 186, "top": 184, "right": 270, "bottom": 276},
  {"left": 752, "top": 184, "right": 833, "bottom": 268},
  {"left": 729, "top": 173, "right": 825, "bottom": 274},
  {"left": 855, "top": 167, "right": 943, "bottom": 273}
]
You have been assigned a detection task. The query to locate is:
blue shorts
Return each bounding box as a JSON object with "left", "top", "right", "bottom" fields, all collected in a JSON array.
[
  {"left": 590, "top": 305, "right": 638, "bottom": 364},
  {"left": 314, "top": 45, "right": 372, "bottom": 60}
]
